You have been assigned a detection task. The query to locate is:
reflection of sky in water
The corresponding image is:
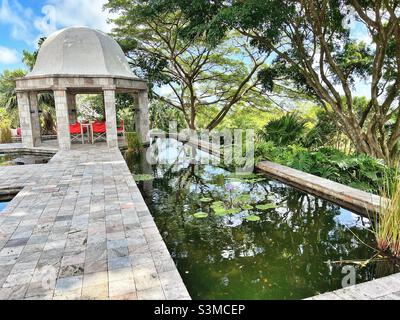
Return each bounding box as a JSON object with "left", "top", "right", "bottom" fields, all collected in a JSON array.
[
  {"left": 334, "top": 208, "right": 371, "bottom": 228},
  {"left": 0, "top": 202, "right": 8, "bottom": 213},
  {"left": 148, "top": 138, "right": 216, "bottom": 170}
]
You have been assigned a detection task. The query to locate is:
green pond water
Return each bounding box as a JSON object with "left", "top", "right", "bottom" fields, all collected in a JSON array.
[{"left": 124, "top": 139, "right": 399, "bottom": 300}]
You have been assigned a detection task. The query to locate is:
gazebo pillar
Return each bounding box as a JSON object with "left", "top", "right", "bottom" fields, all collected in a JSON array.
[
  {"left": 54, "top": 90, "right": 71, "bottom": 150},
  {"left": 104, "top": 89, "right": 118, "bottom": 149},
  {"left": 67, "top": 93, "right": 77, "bottom": 123},
  {"left": 17, "top": 91, "right": 41, "bottom": 148},
  {"left": 135, "top": 90, "right": 150, "bottom": 144}
]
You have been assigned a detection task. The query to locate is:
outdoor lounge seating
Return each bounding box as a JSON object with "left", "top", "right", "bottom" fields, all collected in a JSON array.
[
  {"left": 92, "top": 121, "right": 107, "bottom": 142},
  {"left": 69, "top": 122, "right": 87, "bottom": 144}
]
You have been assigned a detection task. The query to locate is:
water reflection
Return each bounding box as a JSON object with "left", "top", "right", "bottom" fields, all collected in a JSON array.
[{"left": 124, "top": 139, "right": 399, "bottom": 300}]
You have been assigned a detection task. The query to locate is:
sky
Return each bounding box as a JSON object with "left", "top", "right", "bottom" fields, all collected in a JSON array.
[
  {"left": 0, "top": 0, "right": 113, "bottom": 72},
  {"left": 0, "top": 0, "right": 372, "bottom": 97}
]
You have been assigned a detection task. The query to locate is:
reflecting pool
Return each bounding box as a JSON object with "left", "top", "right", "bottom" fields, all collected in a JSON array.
[{"left": 125, "top": 139, "right": 399, "bottom": 300}]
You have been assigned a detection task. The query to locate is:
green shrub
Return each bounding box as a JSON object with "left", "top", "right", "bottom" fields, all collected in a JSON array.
[
  {"left": 0, "top": 121, "right": 12, "bottom": 144},
  {"left": 255, "top": 141, "right": 393, "bottom": 194},
  {"left": 258, "top": 113, "right": 307, "bottom": 146},
  {"left": 125, "top": 132, "right": 142, "bottom": 152}
]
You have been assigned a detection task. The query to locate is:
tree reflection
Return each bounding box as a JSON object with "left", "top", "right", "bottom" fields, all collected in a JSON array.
[{"left": 125, "top": 149, "right": 399, "bottom": 300}]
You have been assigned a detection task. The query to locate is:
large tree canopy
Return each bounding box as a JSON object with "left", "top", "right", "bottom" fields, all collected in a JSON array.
[
  {"left": 106, "top": 0, "right": 279, "bottom": 130},
  {"left": 142, "top": 0, "right": 400, "bottom": 164}
]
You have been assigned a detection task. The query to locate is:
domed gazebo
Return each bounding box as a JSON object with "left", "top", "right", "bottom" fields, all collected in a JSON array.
[{"left": 15, "top": 26, "right": 149, "bottom": 150}]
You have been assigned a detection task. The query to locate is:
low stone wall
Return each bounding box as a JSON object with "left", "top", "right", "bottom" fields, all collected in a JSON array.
[{"left": 256, "top": 161, "right": 382, "bottom": 216}]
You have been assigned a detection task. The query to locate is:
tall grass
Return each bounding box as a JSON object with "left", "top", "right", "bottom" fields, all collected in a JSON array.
[
  {"left": 125, "top": 132, "right": 142, "bottom": 152},
  {"left": 375, "top": 176, "right": 400, "bottom": 258}
]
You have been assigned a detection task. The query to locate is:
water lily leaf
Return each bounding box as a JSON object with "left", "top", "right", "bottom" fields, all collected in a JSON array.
[
  {"left": 256, "top": 203, "right": 277, "bottom": 210},
  {"left": 213, "top": 207, "right": 241, "bottom": 216},
  {"left": 200, "top": 197, "right": 213, "bottom": 203},
  {"left": 236, "top": 194, "right": 251, "bottom": 202},
  {"left": 211, "top": 201, "right": 224, "bottom": 208},
  {"left": 245, "top": 215, "right": 261, "bottom": 222},
  {"left": 133, "top": 174, "right": 154, "bottom": 181},
  {"left": 241, "top": 204, "right": 253, "bottom": 210},
  {"left": 193, "top": 212, "right": 208, "bottom": 219}
]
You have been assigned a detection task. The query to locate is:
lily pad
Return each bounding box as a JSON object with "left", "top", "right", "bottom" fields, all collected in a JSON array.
[
  {"left": 211, "top": 201, "right": 224, "bottom": 208},
  {"left": 213, "top": 207, "right": 241, "bottom": 216},
  {"left": 133, "top": 174, "right": 154, "bottom": 181},
  {"left": 193, "top": 212, "right": 208, "bottom": 219},
  {"left": 200, "top": 197, "right": 213, "bottom": 203},
  {"left": 241, "top": 204, "right": 254, "bottom": 210},
  {"left": 245, "top": 215, "right": 261, "bottom": 222},
  {"left": 256, "top": 203, "right": 277, "bottom": 210}
]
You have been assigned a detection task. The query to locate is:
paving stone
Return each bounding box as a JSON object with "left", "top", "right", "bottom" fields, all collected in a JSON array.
[
  {"left": 0, "top": 144, "right": 190, "bottom": 300},
  {"left": 137, "top": 285, "right": 165, "bottom": 300}
]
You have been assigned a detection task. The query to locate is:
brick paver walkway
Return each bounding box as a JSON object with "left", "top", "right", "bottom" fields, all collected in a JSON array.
[{"left": 0, "top": 145, "right": 190, "bottom": 300}]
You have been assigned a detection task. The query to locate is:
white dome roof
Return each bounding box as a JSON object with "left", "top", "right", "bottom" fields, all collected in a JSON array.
[{"left": 28, "top": 27, "right": 135, "bottom": 78}]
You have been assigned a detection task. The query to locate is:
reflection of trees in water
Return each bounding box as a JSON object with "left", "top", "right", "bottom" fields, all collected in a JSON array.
[{"left": 128, "top": 154, "right": 398, "bottom": 299}]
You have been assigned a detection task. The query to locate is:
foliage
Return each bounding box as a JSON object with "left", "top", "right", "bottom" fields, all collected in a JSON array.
[
  {"left": 258, "top": 113, "right": 307, "bottom": 146},
  {"left": 126, "top": 132, "right": 142, "bottom": 152},
  {"left": 22, "top": 37, "right": 46, "bottom": 71},
  {"left": 0, "top": 69, "right": 26, "bottom": 112},
  {"left": 149, "top": 100, "right": 186, "bottom": 132},
  {"left": 255, "top": 141, "right": 394, "bottom": 194},
  {"left": 106, "top": 1, "right": 273, "bottom": 130},
  {"left": 375, "top": 177, "right": 400, "bottom": 258},
  {"left": 150, "top": 0, "right": 400, "bottom": 164},
  {"left": 133, "top": 173, "right": 154, "bottom": 181},
  {"left": 0, "top": 120, "right": 12, "bottom": 144}
]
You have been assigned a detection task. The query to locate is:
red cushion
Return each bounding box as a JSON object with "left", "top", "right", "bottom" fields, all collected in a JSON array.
[
  {"left": 69, "top": 123, "right": 86, "bottom": 134},
  {"left": 92, "top": 121, "right": 106, "bottom": 133}
]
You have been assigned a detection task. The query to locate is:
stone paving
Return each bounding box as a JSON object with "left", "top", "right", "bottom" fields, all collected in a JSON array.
[
  {"left": 0, "top": 144, "right": 190, "bottom": 300},
  {"left": 307, "top": 272, "right": 400, "bottom": 300}
]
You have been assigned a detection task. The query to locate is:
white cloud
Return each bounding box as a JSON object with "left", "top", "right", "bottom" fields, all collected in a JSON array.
[
  {"left": 0, "top": 0, "right": 36, "bottom": 44},
  {"left": 44, "top": 0, "right": 115, "bottom": 32},
  {"left": 0, "top": 46, "right": 19, "bottom": 64},
  {"left": 0, "top": 0, "right": 115, "bottom": 48}
]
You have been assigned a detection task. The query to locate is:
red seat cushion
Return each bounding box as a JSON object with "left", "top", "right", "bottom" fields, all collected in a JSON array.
[
  {"left": 92, "top": 121, "right": 106, "bottom": 133},
  {"left": 69, "top": 123, "right": 86, "bottom": 134}
]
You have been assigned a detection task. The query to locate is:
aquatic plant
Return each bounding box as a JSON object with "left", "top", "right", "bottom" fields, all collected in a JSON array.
[
  {"left": 133, "top": 174, "right": 154, "bottom": 181},
  {"left": 375, "top": 178, "right": 400, "bottom": 258},
  {"left": 193, "top": 212, "right": 208, "bottom": 219}
]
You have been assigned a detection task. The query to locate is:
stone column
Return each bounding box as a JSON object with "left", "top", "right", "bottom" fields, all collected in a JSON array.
[
  {"left": 29, "top": 92, "right": 41, "bottom": 146},
  {"left": 104, "top": 89, "right": 118, "bottom": 149},
  {"left": 135, "top": 90, "right": 150, "bottom": 144},
  {"left": 67, "top": 93, "right": 77, "bottom": 123},
  {"left": 54, "top": 90, "right": 71, "bottom": 150},
  {"left": 17, "top": 92, "right": 34, "bottom": 148}
]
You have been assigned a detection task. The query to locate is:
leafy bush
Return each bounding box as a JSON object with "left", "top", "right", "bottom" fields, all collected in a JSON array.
[
  {"left": 125, "top": 132, "right": 142, "bottom": 152},
  {"left": 258, "top": 113, "right": 307, "bottom": 146},
  {"left": 255, "top": 141, "right": 393, "bottom": 194},
  {"left": 0, "top": 121, "right": 12, "bottom": 144}
]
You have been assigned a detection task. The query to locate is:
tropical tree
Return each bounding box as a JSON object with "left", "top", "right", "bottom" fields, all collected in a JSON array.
[
  {"left": 106, "top": 0, "right": 273, "bottom": 130},
  {"left": 0, "top": 69, "right": 26, "bottom": 111},
  {"left": 147, "top": 0, "right": 400, "bottom": 165}
]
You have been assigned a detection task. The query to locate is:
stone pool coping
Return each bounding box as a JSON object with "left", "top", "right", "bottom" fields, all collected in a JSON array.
[
  {"left": 306, "top": 272, "right": 400, "bottom": 300},
  {"left": 256, "top": 161, "right": 382, "bottom": 216}
]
